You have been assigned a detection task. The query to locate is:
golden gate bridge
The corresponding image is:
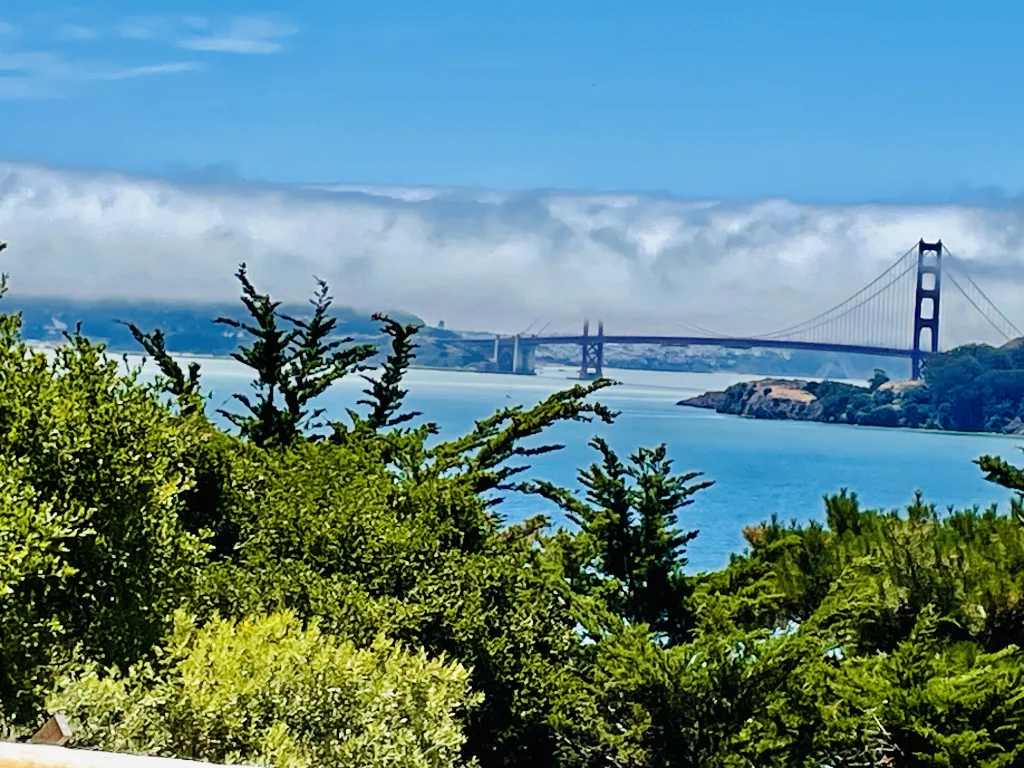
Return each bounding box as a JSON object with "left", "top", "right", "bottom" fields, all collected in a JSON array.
[{"left": 445, "top": 240, "right": 1022, "bottom": 380}]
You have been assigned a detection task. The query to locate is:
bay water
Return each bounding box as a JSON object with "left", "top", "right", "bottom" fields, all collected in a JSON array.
[{"left": 186, "top": 360, "right": 1020, "bottom": 573}]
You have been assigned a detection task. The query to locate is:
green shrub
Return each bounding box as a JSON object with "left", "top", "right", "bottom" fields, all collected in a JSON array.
[
  {"left": 50, "top": 611, "right": 479, "bottom": 768},
  {"left": 0, "top": 316, "right": 212, "bottom": 721}
]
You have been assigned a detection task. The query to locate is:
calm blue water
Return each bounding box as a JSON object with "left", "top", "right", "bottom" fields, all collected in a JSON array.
[{"left": 181, "top": 360, "right": 1020, "bottom": 573}]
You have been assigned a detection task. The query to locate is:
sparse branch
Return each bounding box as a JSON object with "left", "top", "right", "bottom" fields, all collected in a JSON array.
[
  {"left": 977, "top": 453, "right": 1024, "bottom": 494},
  {"left": 515, "top": 478, "right": 594, "bottom": 522},
  {"left": 976, "top": 452, "right": 1024, "bottom": 524}
]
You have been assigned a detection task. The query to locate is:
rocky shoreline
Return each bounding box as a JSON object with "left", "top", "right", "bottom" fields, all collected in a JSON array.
[{"left": 678, "top": 378, "right": 827, "bottom": 421}]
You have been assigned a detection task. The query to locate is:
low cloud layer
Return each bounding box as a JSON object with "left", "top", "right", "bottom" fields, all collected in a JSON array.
[{"left": 1, "top": 162, "right": 1023, "bottom": 346}]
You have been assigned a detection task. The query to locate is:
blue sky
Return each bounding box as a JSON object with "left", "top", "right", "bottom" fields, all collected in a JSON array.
[
  {"left": 1, "top": 3, "right": 1024, "bottom": 341},
  {"left": 1, "top": 1, "right": 1022, "bottom": 202}
]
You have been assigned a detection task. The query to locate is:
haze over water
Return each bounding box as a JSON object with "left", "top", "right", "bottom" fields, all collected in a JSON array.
[{"left": 179, "top": 359, "right": 1019, "bottom": 573}]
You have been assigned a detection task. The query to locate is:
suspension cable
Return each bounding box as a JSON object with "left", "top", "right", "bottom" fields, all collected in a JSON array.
[
  {"left": 772, "top": 261, "right": 918, "bottom": 340},
  {"left": 943, "top": 249, "right": 1023, "bottom": 337},
  {"left": 943, "top": 270, "right": 1016, "bottom": 341},
  {"left": 757, "top": 244, "right": 917, "bottom": 337}
]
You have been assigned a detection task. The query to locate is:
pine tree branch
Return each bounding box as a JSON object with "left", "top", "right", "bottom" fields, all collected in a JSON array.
[{"left": 976, "top": 453, "right": 1024, "bottom": 494}]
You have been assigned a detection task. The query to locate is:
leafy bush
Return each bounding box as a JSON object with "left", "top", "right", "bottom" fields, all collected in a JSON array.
[
  {"left": 0, "top": 313, "right": 212, "bottom": 721},
  {"left": 50, "top": 611, "right": 479, "bottom": 768}
]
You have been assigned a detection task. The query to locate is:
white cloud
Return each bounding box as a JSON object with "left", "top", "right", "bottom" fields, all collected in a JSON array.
[
  {"left": 54, "top": 24, "right": 98, "bottom": 41},
  {"left": 94, "top": 62, "right": 201, "bottom": 81},
  {"left": 0, "top": 51, "right": 73, "bottom": 84},
  {"left": 0, "top": 49, "right": 199, "bottom": 99},
  {"left": 0, "top": 162, "right": 1022, "bottom": 349},
  {"left": 176, "top": 15, "right": 298, "bottom": 54},
  {"left": 113, "top": 13, "right": 296, "bottom": 55},
  {"left": 0, "top": 77, "right": 52, "bottom": 99},
  {"left": 117, "top": 16, "right": 167, "bottom": 40}
]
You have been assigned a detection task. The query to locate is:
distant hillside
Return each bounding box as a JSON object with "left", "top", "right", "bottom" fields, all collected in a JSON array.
[{"left": 0, "top": 295, "right": 489, "bottom": 369}]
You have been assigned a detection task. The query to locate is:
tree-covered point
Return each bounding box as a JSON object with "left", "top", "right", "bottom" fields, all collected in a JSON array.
[
  {"left": 708, "top": 341, "right": 1024, "bottom": 434},
  {"left": 879, "top": 342, "right": 1024, "bottom": 432},
  {"left": 915, "top": 341, "right": 1024, "bottom": 432},
  {"left": 4, "top": 252, "right": 1024, "bottom": 766}
]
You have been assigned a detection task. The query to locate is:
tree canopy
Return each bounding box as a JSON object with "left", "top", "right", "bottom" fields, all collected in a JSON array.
[{"left": 1, "top": 256, "right": 1023, "bottom": 767}]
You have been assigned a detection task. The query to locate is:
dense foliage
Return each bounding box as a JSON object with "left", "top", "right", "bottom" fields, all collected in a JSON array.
[{"left": 2, "top": 255, "right": 1024, "bottom": 766}]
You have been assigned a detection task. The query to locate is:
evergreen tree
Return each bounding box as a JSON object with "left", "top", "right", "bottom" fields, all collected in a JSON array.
[
  {"left": 279, "top": 277, "right": 377, "bottom": 435},
  {"left": 329, "top": 313, "right": 426, "bottom": 469},
  {"left": 215, "top": 265, "right": 375, "bottom": 447},
  {"left": 522, "top": 438, "right": 711, "bottom": 644}
]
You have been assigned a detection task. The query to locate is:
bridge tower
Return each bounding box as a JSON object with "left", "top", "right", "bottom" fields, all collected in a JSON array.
[
  {"left": 578, "top": 319, "right": 604, "bottom": 379},
  {"left": 911, "top": 239, "right": 942, "bottom": 380}
]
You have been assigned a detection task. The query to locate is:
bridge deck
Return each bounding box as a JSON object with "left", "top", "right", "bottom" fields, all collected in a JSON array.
[{"left": 449, "top": 335, "right": 928, "bottom": 359}]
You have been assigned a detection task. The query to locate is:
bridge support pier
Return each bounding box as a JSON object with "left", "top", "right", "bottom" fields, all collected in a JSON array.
[
  {"left": 519, "top": 344, "right": 536, "bottom": 374},
  {"left": 911, "top": 239, "right": 942, "bottom": 379},
  {"left": 492, "top": 335, "right": 536, "bottom": 375},
  {"left": 578, "top": 319, "right": 604, "bottom": 379}
]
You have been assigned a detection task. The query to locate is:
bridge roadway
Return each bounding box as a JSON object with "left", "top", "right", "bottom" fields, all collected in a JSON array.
[
  {"left": 445, "top": 333, "right": 931, "bottom": 376},
  {"left": 451, "top": 334, "right": 925, "bottom": 359}
]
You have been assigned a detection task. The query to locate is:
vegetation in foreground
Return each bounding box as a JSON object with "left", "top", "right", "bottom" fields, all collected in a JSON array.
[{"left": 2, "top": 252, "right": 1024, "bottom": 766}]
